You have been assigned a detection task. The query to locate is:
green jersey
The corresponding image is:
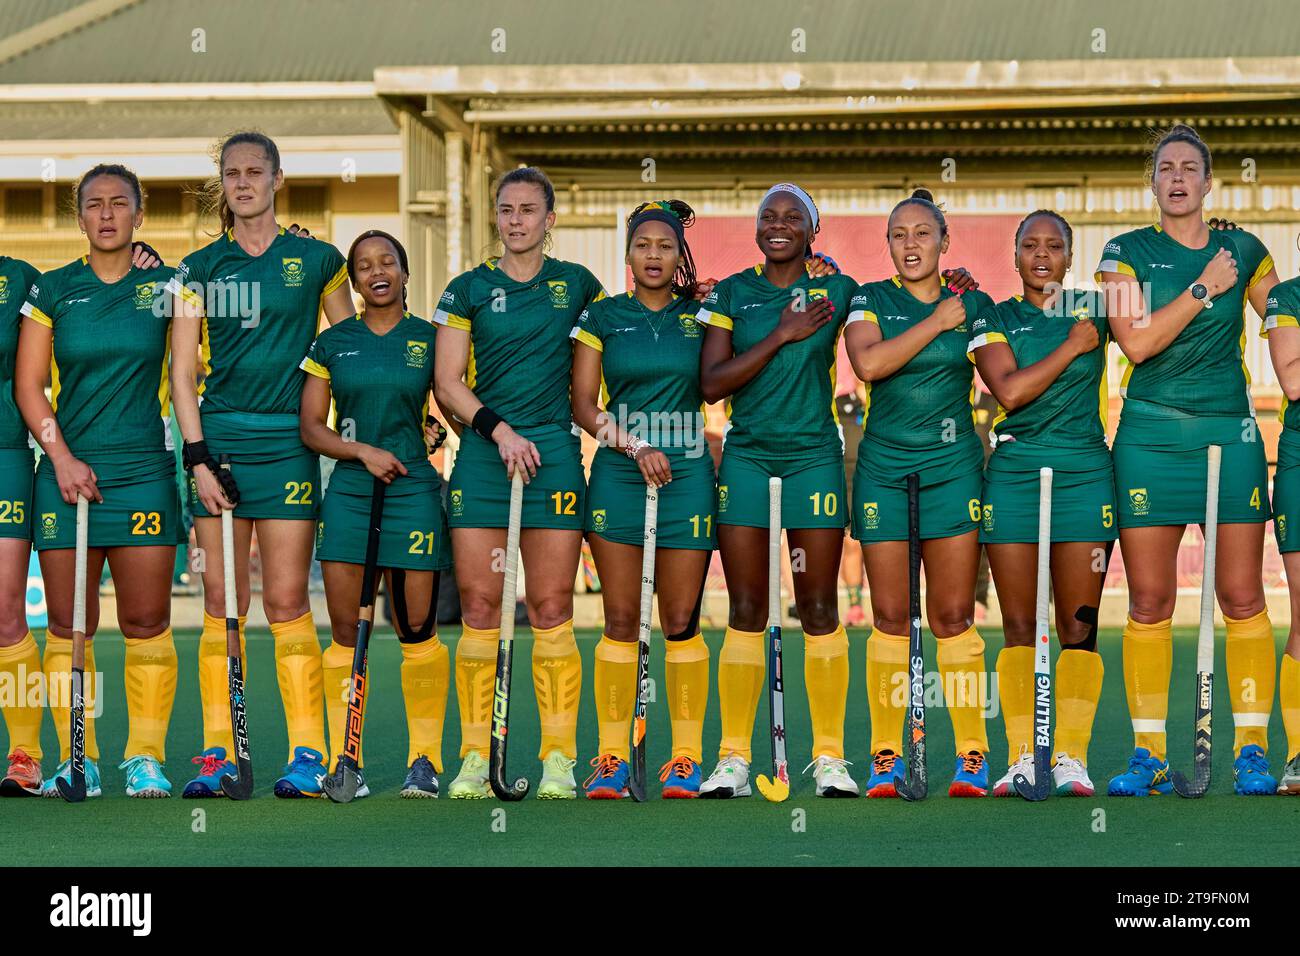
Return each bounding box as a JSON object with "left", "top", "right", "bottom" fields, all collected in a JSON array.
[
  {"left": 848, "top": 276, "right": 993, "bottom": 450},
  {"left": 169, "top": 228, "right": 348, "bottom": 416},
  {"left": 1262, "top": 276, "right": 1300, "bottom": 432},
  {"left": 434, "top": 257, "right": 605, "bottom": 429},
  {"left": 1095, "top": 225, "right": 1272, "bottom": 417},
  {"left": 696, "top": 266, "right": 858, "bottom": 460},
  {"left": 301, "top": 312, "right": 435, "bottom": 471},
  {"left": 23, "top": 257, "right": 175, "bottom": 454},
  {"left": 968, "top": 290, "right": 1110, "bottom": 447},
  {"left": 0, "top": 256, "right": 40, "bottom": 449},
  {"left": 571, "top": 291, "right": 706, "bottom": 456}
]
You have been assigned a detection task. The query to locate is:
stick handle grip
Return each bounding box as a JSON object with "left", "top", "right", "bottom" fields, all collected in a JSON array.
[
  {"left": 500, "top": 470, "right": 525, "bottom": 643},
  {"left": 768, "top": 477, "right": 781, "bottom": 627},
  {"left": 1198, "top": 445, "right": 1222, "bottom": 671},
  {"left": 71, "top": 494, "right": 88, "bottom": 667},
  {"left": 1035, "top": 468, "right": 1053, "bottom": 673}
]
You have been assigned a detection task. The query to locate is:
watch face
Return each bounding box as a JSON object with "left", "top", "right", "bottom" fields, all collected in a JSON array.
[{"left": 1191, "top": 283, "right": 1208, "bottom": 300}]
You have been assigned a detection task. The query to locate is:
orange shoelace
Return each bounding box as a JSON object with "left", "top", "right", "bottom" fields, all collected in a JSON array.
[
  {"left": 658, "top": 755, "right": 696, "bottom": 782},
  {"left": 7, "top": 750, "right": 36, "bottom": 772},
  {"left": 583, "top": 753, "right": 623, "bottom": 788},
  {"left": 192, "top": 753, "right": 226, "bottom": 777},
  {"left": 959, "top": 751, "right": 984, "bottom": 775},
  {"left": 872, "top": 751, "right": 898, "bottom": 776}
]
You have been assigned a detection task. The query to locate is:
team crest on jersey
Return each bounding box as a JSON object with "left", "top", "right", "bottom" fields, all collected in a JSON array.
[
  {"left": 591, "top": 509, "right": 607, "bottom": 532},
  {"left": 547, "top": 280, "right": 569, "bottom": 308},
  {"left": 679, "top": 314, "right": 700, "bottom": 337},
  {"left": 405, "top": 340, "right": 429, "bottom": 368},
  {"left": 450, "top": 489, "right": 463, "bottom": 516},
  {"left": 862, "top": 502, "right": 880, "bottom": 530},
  {"left": 0, "top": 276, "right": 8, "bottom": 304},
  {"left": 808, "top": 288, "right": 828, "bottom": 302},
  {"left": 282, "top": 258, "right": 305, "bottom": 287},
  {"left": 1128, "top": 488, "right": 1150, "bottom": 517},
  {"left": 133, "top": 282, "right": 157, "bottom": 309},
  {"left": 717, "top": 485, "right": 729, "bottom": 512},
  {"left": 40, "top": 513, "right": 58, "bottom": 539},
  {"left": 1278, "top": 514, "right": 1288, "bottom": 543}
]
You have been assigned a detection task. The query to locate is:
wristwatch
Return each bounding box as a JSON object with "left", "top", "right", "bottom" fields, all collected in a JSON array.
[{"left": 1189, "top": 283, "right": 1213, "bottom": 309}]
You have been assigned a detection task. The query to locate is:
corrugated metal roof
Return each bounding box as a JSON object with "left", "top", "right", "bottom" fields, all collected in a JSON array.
[{"left": 1, "top": 0, "right": 1297, "bottom": 83}]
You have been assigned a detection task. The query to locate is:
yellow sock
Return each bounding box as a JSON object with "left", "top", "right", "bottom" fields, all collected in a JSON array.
[
  {"left": 593, "top": 635, "right": 637, "bottom": 761},
  {"left": 996, "top": 645, "right": 1034, "bottom": 764},
  {"left": 400, "top": 635, "right": 449, "bottom": 771},
  {"left": 198, "top": 612, "right": 247, "bottom": 756},
  {"left": 1224, "top": 610, "right": 1276, "bottom": 753},
  {"left": 455, "top": 625, "right": 498, "bottom": 758},
  {"left": 937, "top": 626, "right": 989, "bottom": 754},
  {"left": 1123, "top": 617, "right": 1172, "bottom": 759},
  {"left": 717, "top": 627, "right": 764, "bottom": 761},
  {"left": 322, "top": 640, "right": 359, "bottom": 768},
  {"left": 532, "top": 620, "right": 582, "bottom": 760},
  {"left": 0, "top": 634, "right": 44, "bottom": 760},
  {"left": 866, "top": 627, "right": 908, "bottom": 754},
  {"left": 1281, "top": 653, "right": 1300, "bottom": 760},
  {"left": 804, "top": 626, "right": 849, "bottom": 759},
  {"left": 123, "top": 629, "right": 178, "bottom": 762},
  {"left": 665, "top": 633, "right": 710, "bottom": 761},
  {"left": 270, "top": 612, "right": 326, "bottom": 764},
  {"left": 43, "top": 634, "right": 99, "bottom": 762},
  {"left": 1055, "top": 648, "right": 1104, "bottom": 764}
]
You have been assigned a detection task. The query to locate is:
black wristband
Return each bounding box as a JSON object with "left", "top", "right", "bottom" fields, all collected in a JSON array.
[
  {"left": 181, "top": 440, "right": 211, "bottom": 472},
  {"left": 471, "top": 406, "right": 504, "bottom": 442}
]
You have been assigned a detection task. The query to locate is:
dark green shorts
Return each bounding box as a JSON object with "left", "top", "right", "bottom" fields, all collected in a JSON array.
[
  {"left": 980, "top": 442, "right": 1117, "bottom": 544},
  {"left": 34, "top": 451, "right": 180, "bottom": 550},
  {"left": 851, "top": 433, "right": 984, "bottom": 542},
  {"left": 317, "top": 461, "right": 451, "bottom": 571},
  {"left": 1273, "top": 431, "right": 1300, "bottom": 552},
  {"left": 1113, "top": 401, "right": 1270, "bottom": 527},
  {"left": 447, "top": 424, "right": 585, "bottom": 530},
  {"left": 188, "top": 410, "right": 320, "bottom": 521},
  {"left": 716, "top": 451, "right": 846, "bottom": 530},
  {"left": 586, "top": 447, "right": 715, "bottom": 550},
  {"left": 0, "top": 447, "right": 35, "bottom": 541}
]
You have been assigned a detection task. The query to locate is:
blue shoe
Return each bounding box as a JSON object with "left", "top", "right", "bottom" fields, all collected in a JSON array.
[
  {"left": 40, "top": 758, "right": 103, "bottom": 799},
  {"left": 182, "top": 747, "right": 236, "bottom": 798},
  {"left": 949, "top": 750, "right": 989, "bottom": 797},
  {"left": 1233, "top": 744, "right": 1278, "bottom": 796},
  {"left": 120, "top": 755, "right": 172, "bottom": 798},
  {"left": 1107, "top": 747, "right": 1173, "bottom": 796},
  {"left": 865, "top": 750, "right": 905, "bottom": 798},
  {"left": 583, "top": 754, "right": 630, "bottom": 799},
  {"left": 659, "top": 755, "right": 702, "bottom": 798},
  {"left": 274, "top": 746, "right": 327, "bottom": 798}
]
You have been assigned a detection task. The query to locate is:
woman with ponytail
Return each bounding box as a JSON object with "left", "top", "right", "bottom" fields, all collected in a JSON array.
[
  {"left": 1098, "top": 124, "right": 1280, "bottom": 796},
  {"left": 169, "top": 131, "right": 355, "bottom": 798}
]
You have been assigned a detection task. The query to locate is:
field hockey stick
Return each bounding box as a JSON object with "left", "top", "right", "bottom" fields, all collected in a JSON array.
[
  {"left": 1015, "top": 467, "right": 1054, "bottom": 801},
  {"left": 489, "top": 469, "right": 529, "bottom": 800},
  {"left": 755, "top": 476, "right": 790, "bottom": 802},
  {"left": 324, "top": 476, "right": 387, "bottom": 804},
  {"left": 628, "top": 482, "right": 659, "bottom": 803},
  {"left": 218, "top": 457, "right": 254, "bottom": 800},
  {"left": 896, "top": 472, "right": 928, "bottom": 802},
  {"left": 56, "top": 494, "right": 89, "bottom": 803},
  {"left": 1173, "top": 444, "right": 1221, "bottom": 799}
]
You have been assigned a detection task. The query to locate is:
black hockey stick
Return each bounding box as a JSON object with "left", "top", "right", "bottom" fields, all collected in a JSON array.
[{"left": 896, "top": 473, "right": 927, "bottom": 802}]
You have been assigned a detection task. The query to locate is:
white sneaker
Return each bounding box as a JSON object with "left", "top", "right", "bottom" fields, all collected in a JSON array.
[
  {"left": 537, "top": 749, "right": 577, "bottom": 800},
  {"left": 1279, "top": 754, "right": 1300, "bottom": 795},
  {"left": 1051, "top": 753, "right": 1094, "bottom": 796},
  {"left": 805, "top": 755, "right": 858, "bottom": 798},
  {"left": 992, "top": 748, "right": 1034, "bottom": 797},
  {"left": 699, "top": 754, "right": 751, "bottom": 798}
]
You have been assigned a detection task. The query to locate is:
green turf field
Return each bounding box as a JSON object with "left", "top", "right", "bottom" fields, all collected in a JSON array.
[{"left": 4, "top": 626, "right": 1299, "bottom": 867}]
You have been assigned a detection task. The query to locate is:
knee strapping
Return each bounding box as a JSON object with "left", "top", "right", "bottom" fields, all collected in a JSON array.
[{"left": 390, "top": 569, "right": 438, "bottom": 644}]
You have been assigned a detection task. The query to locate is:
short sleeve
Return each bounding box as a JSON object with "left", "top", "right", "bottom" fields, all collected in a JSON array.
[
  {"left": 1095, "top": 235, "right": 1137, "bottom": 282},
  {"left": 577, "top": 265, "right": 607, "bottom": 308},
  {"left": 16, "top": 260, "right": 40, "bottom": 297},
  {"left": 319, "top": 243, "right": 349, "bottom": 297},
  {"left": 432, "top": 273, "right": 473, "bottom": 331},
  {"left": 300, "top": 334, "right": 331, "bottom": 380},
  {"left": 1263, "top": 282, "right": 1300, "bottom": 337},
  {"left": 1233, "top": 230, "right": 1274, "bottom": 291},
  {"left": 967, "top": 301, "right": 1009, "bottom": 354},
  {"left": 20, "top": 270, "right": 59, "bottom": 328},
  {"left": 695, "top": 278, "right": 734, "bottom": 330},
  {"left": 845, "top": 285, "right": 877, "bottom": 326},
  {"left": 570, "top": 301, "right": 604, "bottom": 352},
  {"left": 165, "top": 254, "right": 205, "bottom": 310}
]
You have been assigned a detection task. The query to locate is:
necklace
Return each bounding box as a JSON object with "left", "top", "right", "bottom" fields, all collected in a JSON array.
[{"left": 631, "top": 290, "right": 676, "bottom": 341}]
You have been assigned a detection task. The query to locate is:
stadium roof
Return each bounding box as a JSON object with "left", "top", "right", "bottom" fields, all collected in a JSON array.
[{"left": 0, "top": 0, "right": 1297, "bottom": 84}]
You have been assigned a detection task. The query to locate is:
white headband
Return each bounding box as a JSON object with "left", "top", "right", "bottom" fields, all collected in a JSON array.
[{"left": 758, "top": 182, "right": 819, "bottom": 233}]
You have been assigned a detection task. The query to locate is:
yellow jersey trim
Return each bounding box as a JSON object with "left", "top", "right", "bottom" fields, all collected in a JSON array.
[
  {"left": 1248, "top": 254, "right": 1274, "bottom": 290},
  {"left": 696, "top": 310, "right": 733, "bottom": 331},
  {"left": 23, "top": 304, "right": 52, "bottom": 327},
  {"left": 321, "top": 262, "right": 349, "bottom": 297},
  {"left": 570, "top": 327, "right": 603, "bottom": 352},
  {"left": 300, "top": 357, "right": 330, "bottom": 380}
]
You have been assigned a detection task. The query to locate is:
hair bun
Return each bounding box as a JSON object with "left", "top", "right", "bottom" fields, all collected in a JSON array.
[
  {"left": 911, "top": 187, "right": 935, "bottom": 203},
  {"left": 1168, "top": 123, "right": 1202, "bottom": 141}
]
